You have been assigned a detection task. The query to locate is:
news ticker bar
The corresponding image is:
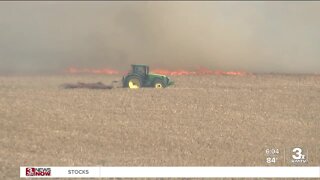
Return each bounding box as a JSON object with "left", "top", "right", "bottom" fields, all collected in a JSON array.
[{"left": 20, "top": 166, "right": 320, "bottom": 178}]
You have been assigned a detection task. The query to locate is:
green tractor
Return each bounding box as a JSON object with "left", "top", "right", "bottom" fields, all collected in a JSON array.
[{"left": 122, "top": 64, "right": 174, "bottom": 89}]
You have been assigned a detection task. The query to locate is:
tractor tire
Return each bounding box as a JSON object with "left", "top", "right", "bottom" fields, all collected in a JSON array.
[
  {"left": 126, "top": 76, "right": 142, "bottom": 89},
  {"left": 153, "top": 79, "right": 166, "bottom": 89}
]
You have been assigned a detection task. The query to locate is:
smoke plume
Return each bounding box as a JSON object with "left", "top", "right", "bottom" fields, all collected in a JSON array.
[{"left": 0, "top": 1, "right": 319, "bottom": 74}]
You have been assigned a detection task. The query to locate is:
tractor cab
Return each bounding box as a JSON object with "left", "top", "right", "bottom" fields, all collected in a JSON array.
[
  {"left": 122, "top": 64, "right": 174, "bottom": 89},
  {"left": 131, "top": 64, "right": 149, "bottom": 76}
]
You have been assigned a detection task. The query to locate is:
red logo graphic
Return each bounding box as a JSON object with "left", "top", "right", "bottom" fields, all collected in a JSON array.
[{"left": 26, "top": 167, "right": 51, "bottom": 176}]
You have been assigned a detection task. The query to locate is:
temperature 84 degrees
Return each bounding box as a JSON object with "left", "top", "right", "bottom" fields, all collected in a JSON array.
[
  {"left": 265, "top": 148, "right": 280, "bottom": 164},
  {"left": 266, "top": 157, "right": 278, "bottom": 164}
]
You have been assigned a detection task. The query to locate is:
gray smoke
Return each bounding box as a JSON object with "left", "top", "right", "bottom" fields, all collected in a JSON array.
[{"left": 0, "top": 1, "right": 319, "bottom": 74}]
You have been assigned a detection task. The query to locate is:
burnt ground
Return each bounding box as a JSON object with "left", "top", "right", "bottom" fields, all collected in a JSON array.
[{"left": 0, "top": 74, "right": 319, "bottom": 179}]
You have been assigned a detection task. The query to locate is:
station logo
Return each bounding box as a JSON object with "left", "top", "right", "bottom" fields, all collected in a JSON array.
[
  {"left": 291, "top": 147, "right": 308, "bottom": 164},
  {"left": 26, "top": 167, "right": 51, "bottom": 176}
]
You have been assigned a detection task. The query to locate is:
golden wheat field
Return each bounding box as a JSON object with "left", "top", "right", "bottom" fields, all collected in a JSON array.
[{"left": 0, "top": 74, "right": 319, "bottom": 179}]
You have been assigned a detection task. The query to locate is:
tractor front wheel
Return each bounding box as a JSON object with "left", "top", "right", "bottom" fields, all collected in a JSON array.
[
  {"left": 153, "top": 79, "right": 165, "bottom": 89},
  {"left": 126, "top": 76, "right": 142, "bottom": 89}
]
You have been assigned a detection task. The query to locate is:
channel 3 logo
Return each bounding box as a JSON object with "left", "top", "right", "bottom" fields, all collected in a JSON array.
[
  {"left": 26, "top": 167, "right": 51, "bottom": 176},
  {"left": 291, "top": 147, "right": 308, "bottom": 164}
]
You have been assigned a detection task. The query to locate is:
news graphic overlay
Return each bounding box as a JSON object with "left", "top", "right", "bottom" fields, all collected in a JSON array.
[
  {"left": 21, "top": 166, "right": 320, "bottom": 178},
  {"left": 289, "top": 147, "right": 309, "bottom": 165},
  {"left": 21, "top": 167, "right": 100, "bottom": 178},
  {"left": 264, "top": 148, "right": 282, "bottom": 165},
  {"left": 25, "top": 167, "right": 51, "bottom": 177}
]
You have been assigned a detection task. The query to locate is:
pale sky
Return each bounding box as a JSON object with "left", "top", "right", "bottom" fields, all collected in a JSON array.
[{"left": 0, "top": 2, "right": 319, "bottom": 74}]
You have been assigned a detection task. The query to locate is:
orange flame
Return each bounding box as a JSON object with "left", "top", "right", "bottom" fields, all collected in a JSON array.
[{"left": 66, "top": 67, "right": 250, "bottom": 76}]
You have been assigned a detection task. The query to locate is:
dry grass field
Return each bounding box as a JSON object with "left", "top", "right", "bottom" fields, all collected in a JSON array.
[{"left": 0, "top": 74, "right": 319, "bottom": 179}]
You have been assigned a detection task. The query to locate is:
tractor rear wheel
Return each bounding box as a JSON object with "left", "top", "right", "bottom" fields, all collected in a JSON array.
[
  {"left": 153, "top": 79, "right": 165, "bottom": 89},
  {"left": 126, "top": 76, "right": 142, "bottom": 89}
]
